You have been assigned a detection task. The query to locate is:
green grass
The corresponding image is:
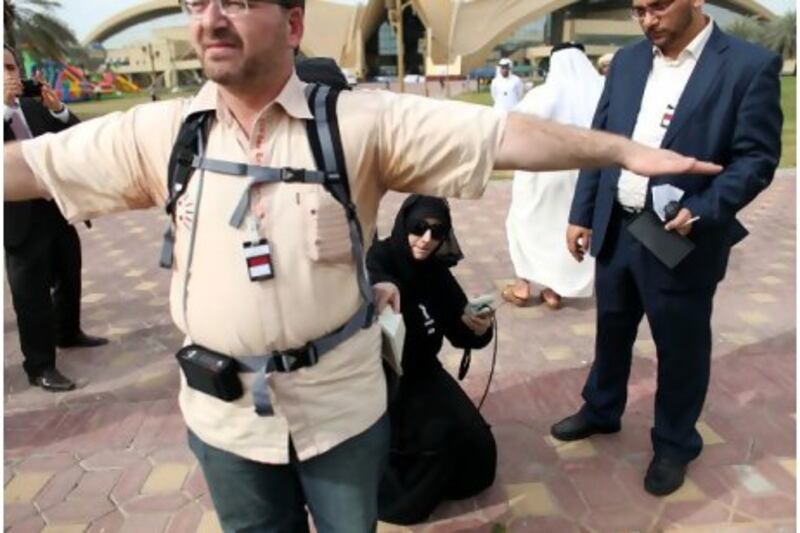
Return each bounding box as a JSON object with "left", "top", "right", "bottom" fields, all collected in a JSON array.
[
  {"left": 780, "top": 76, "right": 795, "bottom": 168},
  {"left": 456, "top": 77, "right": 797, "bottom": 168},
  {"left": 68, "top": 89, "right": 198, "bottom": 121},
  {"left": 453, "top": 90, "right": 494, "bottom": 107}
]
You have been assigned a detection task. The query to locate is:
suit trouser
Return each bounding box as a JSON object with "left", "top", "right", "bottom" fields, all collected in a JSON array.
[
  {"left": 580, "top": 208, "right": 716, "bottom": 463},
  {"left": 5, "top": 206, "right": 82, "bottom": 378}
]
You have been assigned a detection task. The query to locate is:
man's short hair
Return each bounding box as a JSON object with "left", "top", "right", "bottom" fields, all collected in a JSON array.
[{"left": 278, "top": 0, "right": 305, "bottom": 8}]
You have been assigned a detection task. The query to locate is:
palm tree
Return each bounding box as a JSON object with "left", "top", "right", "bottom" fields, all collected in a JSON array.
[
  {"left": 3, "top": 0, "right": 80, "bottom": 61},
  {"left": 724, "top": 16, "right": 765, "bottom": 44},
  {"left": 763, "top": 11, "right": 796, "bottom": 61},
  {"left": 4, "top": 0, "right": 17, "bottom": 49}
]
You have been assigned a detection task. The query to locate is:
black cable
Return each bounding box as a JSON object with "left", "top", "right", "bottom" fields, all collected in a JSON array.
[{"left": 477, "top": 315, "right": 498, "bottom": 411}]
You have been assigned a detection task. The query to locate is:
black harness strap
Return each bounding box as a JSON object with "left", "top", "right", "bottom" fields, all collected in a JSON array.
[
  {"left": 166, "top": 111, "right": 213, "bottom": 217},
  {"left": 160, "top": 111, "right": 212, "bottom": 269}
]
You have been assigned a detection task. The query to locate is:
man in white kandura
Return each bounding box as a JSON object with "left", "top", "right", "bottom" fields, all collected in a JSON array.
[
  {"left": 490, "top": 58, "right": 523, "bottom": 112},
  {"left": 504, "top": 43, "right": 604, "bottom": 309}
]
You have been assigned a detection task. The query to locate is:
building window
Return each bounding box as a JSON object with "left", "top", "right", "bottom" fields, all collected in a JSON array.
[{"left": 378, "top": 22, "right": 398, "bottom": 55}]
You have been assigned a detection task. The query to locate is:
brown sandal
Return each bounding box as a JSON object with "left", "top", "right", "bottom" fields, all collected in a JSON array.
[
  {"left": 502, "top": 283, "right": 529, "bottom": 307},
  {"left": 540, "top": 288, "right": 562, "bottom": 310}
]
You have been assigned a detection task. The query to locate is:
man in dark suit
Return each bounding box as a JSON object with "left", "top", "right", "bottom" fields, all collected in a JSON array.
[
  {"left": 4, "top": 44, "right": 107, "bottom": 392},
  {"left": 550, "top": 0, "right": 782, "bottom": 496}
]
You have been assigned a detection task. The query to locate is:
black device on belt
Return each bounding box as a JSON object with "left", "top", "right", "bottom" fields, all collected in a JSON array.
[
  {"left": 176, "top": 344, "right": 243, "bottom": 402},
  {"left": 175, "top": 342, "right": 321, "bottom": 402}
]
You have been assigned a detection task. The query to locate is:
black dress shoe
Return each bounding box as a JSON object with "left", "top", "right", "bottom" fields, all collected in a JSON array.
[
  {"left": 644, "top": 455, "right": 687, "bottom": 496},
  {"left": 550, "top": 411, "right": 621, "bottom": 442},
  {"left": 57, "top": 331, "right": 109, "bottom": 349},
  {"left": 28, "top": 368, "right": 76, "bottom": 392}
]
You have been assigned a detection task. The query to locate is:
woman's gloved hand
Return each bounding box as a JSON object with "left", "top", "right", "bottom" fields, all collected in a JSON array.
[
  {"left": 462, "top": 312, "right": 492, "bottom": 336},
  {"left": 373, "top": 282, "right": 401, "bottom": 313}
]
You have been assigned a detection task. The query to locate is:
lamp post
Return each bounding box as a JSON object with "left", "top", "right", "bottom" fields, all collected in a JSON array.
[{"left": 142, "top": 43, "right": 157, "bottom": 89}]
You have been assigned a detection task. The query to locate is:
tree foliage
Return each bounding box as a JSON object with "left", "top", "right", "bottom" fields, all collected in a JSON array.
[
  {"left": 3, "top": 0, "right": 81, "bottom": 61},
  {"left": 725, "top": 11, "right": 796, "bottom": 60},
  {"left": 762, "top": 11, "right": 796, "bottom": 60}
]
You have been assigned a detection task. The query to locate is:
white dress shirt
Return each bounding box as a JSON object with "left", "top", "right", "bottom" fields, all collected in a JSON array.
[
  {"left": 4, "top": 97, "right": 70, "bottom": 139},
  {"left": 617, "top": 18, "right": 714, "bottom": 210},
  {"left": 491, "top": 74, "right": 524, "bottom": 112}
]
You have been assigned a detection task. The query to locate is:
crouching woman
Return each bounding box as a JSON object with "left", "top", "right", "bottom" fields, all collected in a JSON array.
[{"left": 367, "top": 195, "right": 497, "bottom": 525}]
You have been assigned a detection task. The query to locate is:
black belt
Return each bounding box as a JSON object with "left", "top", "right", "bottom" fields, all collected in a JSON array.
[
  {"left": 178, "top": 302, "right": 373, "bottom": 416},
  {"left": 617, "top": 203, "right": 643, "bottom": 219}
]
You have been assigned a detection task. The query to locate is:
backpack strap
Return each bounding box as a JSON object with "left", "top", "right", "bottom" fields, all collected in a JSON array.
[
  {"left": 166, "top": 111, "right": 213, "bottom": 216},
  {"left": 159, "top": 110, "right": 213, "bottom": 269},
  {"left": 304, "top": 83, "right": 375, "bottom": 327}
]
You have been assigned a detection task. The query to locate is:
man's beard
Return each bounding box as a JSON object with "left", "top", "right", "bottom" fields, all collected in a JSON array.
[
  {"left": 198, "top": 28, "right": 253, "bottom": 87},
  {"left": 203, "top": 52, "right": 263, "bottom": 87}
]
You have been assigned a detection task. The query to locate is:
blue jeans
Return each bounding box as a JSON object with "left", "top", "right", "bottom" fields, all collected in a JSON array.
[{"left": 188, "top": 414, "right": 390, "bottom": 533}]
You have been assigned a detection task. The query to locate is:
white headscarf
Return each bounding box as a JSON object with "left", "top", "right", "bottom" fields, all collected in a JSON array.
[{"left": 514, "top": 47, "right": 605, "bottom": 128}]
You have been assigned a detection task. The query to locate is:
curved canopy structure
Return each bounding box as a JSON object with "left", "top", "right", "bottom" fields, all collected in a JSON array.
[
  {"left": 83, "top": 0, "right": 180, "bottom": 45},
  {"left": 85, "top": 0, "right": 777, "bottom": 76},
  {"left": 412, "top": 0, "right": 775, "bottom": 72}
]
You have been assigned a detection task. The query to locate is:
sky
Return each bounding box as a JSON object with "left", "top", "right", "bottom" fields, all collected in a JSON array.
[
  {"left": 55, "top": 0, "right": 364, "bottom": 47},
  {"left": 55, "top": 0, "right": 795, "bottom": 47}
]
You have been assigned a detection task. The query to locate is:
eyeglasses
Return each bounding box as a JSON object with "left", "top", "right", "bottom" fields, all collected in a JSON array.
[
  {"left": 408, "top": 220, "right": 447, "bottom": 241},
  {"left": 180, "top": 0, "right": 286, "bottom": 18},
  {"left": 630, "top": 0, "right": 675, "bottom": 21}
]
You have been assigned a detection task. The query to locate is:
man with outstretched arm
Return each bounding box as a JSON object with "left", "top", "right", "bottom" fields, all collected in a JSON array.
[{"left": 3, "top": 0, "right": 721, "bottom": 530}]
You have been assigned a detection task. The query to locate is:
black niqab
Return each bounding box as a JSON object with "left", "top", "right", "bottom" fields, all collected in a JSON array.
[{"left": 388, "top": 195, "right": 464, "bottom": 285}]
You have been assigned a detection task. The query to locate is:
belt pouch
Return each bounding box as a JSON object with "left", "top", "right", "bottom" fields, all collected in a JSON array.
[{"left": 176, "top": 344, "right": 244, "bottom": 401}]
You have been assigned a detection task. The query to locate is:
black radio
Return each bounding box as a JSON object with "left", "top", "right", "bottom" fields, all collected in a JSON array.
[{"left": 176, "top": 344, "right": 244, "bottom": 401}]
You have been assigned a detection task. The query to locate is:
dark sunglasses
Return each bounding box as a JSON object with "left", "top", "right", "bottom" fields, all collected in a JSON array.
[{"left": 408, "top": 220, "right": 447, "bottom": 240}]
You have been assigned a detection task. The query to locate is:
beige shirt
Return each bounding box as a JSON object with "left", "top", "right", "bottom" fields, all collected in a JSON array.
[
  {"left": 617, "top": 18, "right": 714, "bottom": 210},
  {"left": 21, "top": 73, "right": 506, "bottom": 463}
]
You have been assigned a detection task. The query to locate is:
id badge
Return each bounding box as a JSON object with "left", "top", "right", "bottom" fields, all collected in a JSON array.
[{"left": 243, "top": 238, "right": 274, "bottom": 281}]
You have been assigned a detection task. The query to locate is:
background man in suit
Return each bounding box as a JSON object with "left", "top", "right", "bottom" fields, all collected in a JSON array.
[
  {"left": 551, "top": 0, "right": 782, "bottom": 496},
  {"left": 4, "top": 44, "right": 107, "bottom": 392}
]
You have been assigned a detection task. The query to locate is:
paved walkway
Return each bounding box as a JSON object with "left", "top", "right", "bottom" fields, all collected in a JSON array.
[{"left": 5, "top": 171, "right": 796, "bottom": 532}]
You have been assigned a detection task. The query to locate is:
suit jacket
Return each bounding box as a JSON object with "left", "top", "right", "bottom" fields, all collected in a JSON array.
[
  {"left": 4, "top": 97, "right": 80, "bottom": 248},
  {"left": 569, "top": 25, "right": 783, "bottom": 289}
]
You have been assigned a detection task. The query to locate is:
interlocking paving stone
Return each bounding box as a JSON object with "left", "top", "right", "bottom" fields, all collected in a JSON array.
[
  {"left": 196, "top": 511, "right": 222, "bottom": 533},
  {"left": 7, "top": 513, "right": 47, "bottom": 533},
  {"left": 778, "top": 458, "right": 795, "bottom": 477},
  {"left": 119, "top": 512, "right": 171, "bottom": 533},
  {"left": 4, "top": 174, "right": 795, "bottom": 530},
  {"left": 5, "top": 471, "right": 53, "bottom": 504},
  {"left": 142, "top": 463, "right": 189, "bottom": 494},
  {"left": 377, "top": 522, "right": 412, "bottom": 533},
  {"left": 164, "top": 502, "right": 205, "bottom": 533},
  {"left": 42, "top": 496, "right": 115, "bottom": 525},
  {"left": 85, "top": 511, "right": 124, "bottom": 533},
  {"left": 732, "top": 465, "right": 777, "bottom": 495},
  {"left": 121, "top": 492, "right": 189, "bottom": 514},
  {"left": 68, "top": 470, "right": 122, "bottom": 500},
  {"left": 504, "top": 482, "right": 557, "bottom": 518},
  {"left": 16, "top": 453, "right": 77, "bottom": 472},
  {"left": 697, "top": 421, "right": 725, "bottom": 446},
  {"left": 41, "top": 525, "right": 88, "bottom": 533},
  {"left": 662, "top": 479, "right": 705, "bottom": 505},
  {"left": 34, "top": 464, "right": 84, "bottom": 510},
  {"left": 5, "top": 503, "right": 39, "bottom": 527},
  {"left": 544, "top": 436, "right": 597, "bottom": 460}
]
